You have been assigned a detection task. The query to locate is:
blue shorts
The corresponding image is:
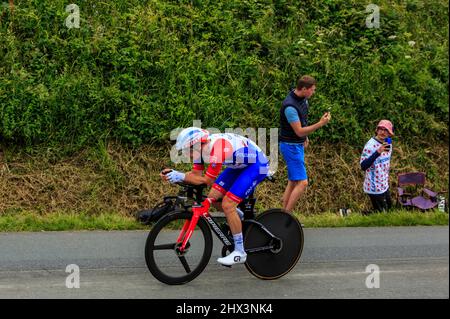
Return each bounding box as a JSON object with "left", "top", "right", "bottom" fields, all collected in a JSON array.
[
  {"left": 280, "top": 142, "right": 307, "bottom": 181},
  {"left": 213, "top": 160, "right": 269, "bottom": 203}
]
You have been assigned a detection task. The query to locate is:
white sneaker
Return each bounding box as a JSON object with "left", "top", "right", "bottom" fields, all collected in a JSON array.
[{"left": 217, "top": 250, "right": 247, "bottom": 266}]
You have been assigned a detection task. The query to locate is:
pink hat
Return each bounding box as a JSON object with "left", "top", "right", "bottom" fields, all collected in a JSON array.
[{"left": 377, "top": 120, "right": 394, "bottom": 136}]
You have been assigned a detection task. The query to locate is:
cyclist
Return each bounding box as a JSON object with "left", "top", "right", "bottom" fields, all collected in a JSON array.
[{"left": 161, "top": 127, "right": 269, "bottom": 266}]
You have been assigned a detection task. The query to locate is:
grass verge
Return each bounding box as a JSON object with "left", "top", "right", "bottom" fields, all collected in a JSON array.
[
  {"left": 0, "top": 211, "right": 147, "bottom": 232},
  {"left": 296, "top": 210, "right": 449, "bottom": 228},
  {"left": 0, "top": 210, "right": 448, "bottom": 232}
]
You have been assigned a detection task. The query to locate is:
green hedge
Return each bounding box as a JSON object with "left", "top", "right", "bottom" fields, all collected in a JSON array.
[{"left": 0, "top": 0, "right": 448, "bottom": 148}]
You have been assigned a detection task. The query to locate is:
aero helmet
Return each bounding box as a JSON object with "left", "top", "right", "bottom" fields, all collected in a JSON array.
[{"left": 175, "top": 127, "right": 209, "bottom": 151}]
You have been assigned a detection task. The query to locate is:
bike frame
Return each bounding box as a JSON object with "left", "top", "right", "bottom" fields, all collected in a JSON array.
[{"left": 176, "top": 205, "right": 281, "bottom": 255}]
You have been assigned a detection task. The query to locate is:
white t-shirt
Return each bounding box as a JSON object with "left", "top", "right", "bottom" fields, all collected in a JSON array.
[{"left": 360, "top": 137, "right": 392, "bottom": 194}]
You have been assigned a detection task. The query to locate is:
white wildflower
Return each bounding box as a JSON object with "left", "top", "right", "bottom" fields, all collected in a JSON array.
[
  {"left": 408, "top": 41, "right": 416, "bottom": 47},
  {"left": 388, "top": 35, "right": 397, "bottom": 40}
]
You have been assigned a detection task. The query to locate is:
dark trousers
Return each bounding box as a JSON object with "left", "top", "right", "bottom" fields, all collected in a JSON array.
[{"left": 368, "top": 189, "right": 392, "bottom": 212}]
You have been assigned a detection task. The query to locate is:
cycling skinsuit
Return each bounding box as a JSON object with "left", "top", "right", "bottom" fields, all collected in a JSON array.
[{"left": 193, "top": 133, "right": 269, "bottom": 203}]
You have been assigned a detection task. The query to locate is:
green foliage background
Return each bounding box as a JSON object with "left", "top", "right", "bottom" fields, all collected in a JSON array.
[{"left": 0, "top": 0, "right": 448, "bottom": 148}]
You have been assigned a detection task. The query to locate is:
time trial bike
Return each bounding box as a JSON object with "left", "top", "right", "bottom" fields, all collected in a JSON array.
[{"left": 144, "top": 177, "right": 304, "bottom": 285}]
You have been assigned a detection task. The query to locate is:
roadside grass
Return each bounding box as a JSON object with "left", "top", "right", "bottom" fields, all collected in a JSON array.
[
  {"left": 296, "top": 210, "right": 449, "bottom": 228},
  {"left": 0, "top": 209, "right": 447, "bottom": 232},
  {"left": 0, "top": 211, "right": 147, "bottom": 232}
]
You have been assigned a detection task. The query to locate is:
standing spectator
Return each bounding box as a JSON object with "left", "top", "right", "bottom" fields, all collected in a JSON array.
[
  {"left": 360, "top": 120, "right": 394, "bottom": 213},
  {"left": 279, "top": 75, "right": 331, "bottom": 213}
]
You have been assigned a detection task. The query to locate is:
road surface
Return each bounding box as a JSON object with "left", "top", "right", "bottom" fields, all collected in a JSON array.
[{"left": 0, "top": 226, "right": 448, "bottom": 299}]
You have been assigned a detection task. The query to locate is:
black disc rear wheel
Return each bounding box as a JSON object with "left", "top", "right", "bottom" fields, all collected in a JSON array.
[
  {"left": 145, "top": 211, "right": 213, "bottom": 285},
  {"left": 244, "top": 209, "right": 304, "bottom": 280}
]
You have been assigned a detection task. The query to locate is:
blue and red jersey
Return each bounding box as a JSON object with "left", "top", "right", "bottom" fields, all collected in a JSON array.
[{"left": 193, "top": 133, "right": 268, "bottom": 179}]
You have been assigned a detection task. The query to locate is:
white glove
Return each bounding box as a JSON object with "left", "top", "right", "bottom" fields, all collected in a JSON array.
[{"left": 166, "top": 170, "right": 185, "bottom": 184}]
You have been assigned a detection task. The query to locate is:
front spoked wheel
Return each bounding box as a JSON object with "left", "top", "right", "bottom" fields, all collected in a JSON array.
[
  {"left": 145, "top": 211, "right": 213, "bottom": 285},
  {"left": 244, "top": 209, "right": 304, "bottom": 280}
]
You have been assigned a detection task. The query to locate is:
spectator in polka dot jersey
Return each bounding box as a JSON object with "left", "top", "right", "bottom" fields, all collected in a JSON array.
[{"left": 360, "top": 120, "right": 394, "bottom": 213}]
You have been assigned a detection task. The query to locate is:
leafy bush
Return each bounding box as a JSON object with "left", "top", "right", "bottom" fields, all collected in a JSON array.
[{"left": 0, "top": 0, "right": 448, "bottom": 149}]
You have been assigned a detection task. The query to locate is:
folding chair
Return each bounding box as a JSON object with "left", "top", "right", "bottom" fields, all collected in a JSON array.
[{"left": 397, "top": 172, "right": 442, "bottom": 211}]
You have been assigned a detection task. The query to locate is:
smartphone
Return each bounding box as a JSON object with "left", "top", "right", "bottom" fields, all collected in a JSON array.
[{"left": 384, "top": 137, "right": 391, "bottom": 151}]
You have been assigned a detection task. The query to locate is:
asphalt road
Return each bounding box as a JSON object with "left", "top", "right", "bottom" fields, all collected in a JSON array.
[{"left": 0, "top": 226, "right": 448, "bottom": 299}]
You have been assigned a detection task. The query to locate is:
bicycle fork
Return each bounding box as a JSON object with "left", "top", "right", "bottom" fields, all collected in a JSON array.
[{"left": 176, "top": 207, "right": 202, "bottom": 253}]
